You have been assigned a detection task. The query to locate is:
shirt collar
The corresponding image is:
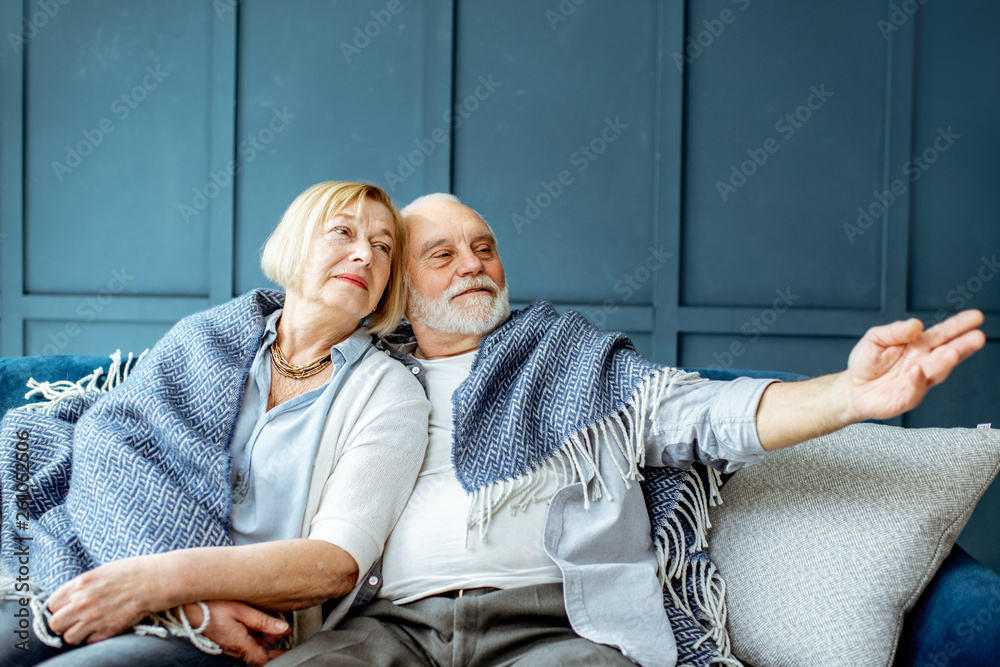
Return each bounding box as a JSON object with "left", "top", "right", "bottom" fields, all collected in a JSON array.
[
  {"left": 263, "top": 309, "right": 373, "bottom": 366},
  {"left": 335, "top": 326, "right": 375, "bottom": 365}
]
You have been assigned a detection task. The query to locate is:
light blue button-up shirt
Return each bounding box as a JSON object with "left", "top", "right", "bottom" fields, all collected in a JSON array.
[{"left": 228, "top": 309, "right": 376, "bottom": 545}]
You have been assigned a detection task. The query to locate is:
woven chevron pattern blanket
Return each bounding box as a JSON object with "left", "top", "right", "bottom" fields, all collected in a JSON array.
[
  {"left": 452, "top": 300, "right": 738, "bottom": 666},
  {"left": 0, "top": 289, "right": 283, "bottom": 592}
]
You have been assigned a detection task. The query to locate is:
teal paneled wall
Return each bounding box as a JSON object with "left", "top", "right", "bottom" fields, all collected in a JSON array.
[
  {"left": 908, "top": 0, "right": 1000, "bottom": 314},
  {"left": 1, "top": 1, "right": 998, "bottom": 566},
  {"left": 25, "top": 0, "right": 214, "bottom": 298},
  {"left": 232, "top": 0, "right": 453, "bottom": 294},
  {"left": 682, "top": 1, "right": 887, "bottom": 310},
  {"left": 453, "top": 1, "right": 658, "bottom": 312}
]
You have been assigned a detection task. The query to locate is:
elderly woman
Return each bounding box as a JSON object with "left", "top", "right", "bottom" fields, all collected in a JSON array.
[{"left": 0, "top": 182, "right": 430, "bottom": 666}]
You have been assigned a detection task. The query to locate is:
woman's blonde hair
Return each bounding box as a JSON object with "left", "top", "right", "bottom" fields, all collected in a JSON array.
[{"left": 260, "top": 181, "right": 407, "bottom": 337}]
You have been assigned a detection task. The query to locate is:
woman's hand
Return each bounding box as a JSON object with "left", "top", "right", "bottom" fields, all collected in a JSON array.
[
  {"left": 47, "top": 556, "right": 163, "bottom": 644},
  {"left": 183, "top": 600, "right": 290, "bottom": 666}
]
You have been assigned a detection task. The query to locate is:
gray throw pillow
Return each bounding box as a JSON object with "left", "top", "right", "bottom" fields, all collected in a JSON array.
[{"left": 708, "top": 423, "right": 1000, "bottom": 667}]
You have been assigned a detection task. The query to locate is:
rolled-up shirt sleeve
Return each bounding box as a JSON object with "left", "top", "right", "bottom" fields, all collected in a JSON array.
[{"left": 642, "top": 369, "right": 780, "bottom": 473}]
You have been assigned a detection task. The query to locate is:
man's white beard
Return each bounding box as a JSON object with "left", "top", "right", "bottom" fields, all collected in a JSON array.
[{"left": 407, "top": 274, "right": 511, "bottom": 336}]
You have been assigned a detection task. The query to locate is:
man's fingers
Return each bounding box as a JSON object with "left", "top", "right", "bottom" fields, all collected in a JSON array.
[
  {"left": 865, "top": 317, "right": 923, "bottom": 347},
  {"left": 236, "top": 606, "right": 290, "bottom": 637},
  {"left": 922, "top": 329, "right": 986, "bottom": 384},
  {"left": 241, "top": 641, "right": 271, "bottom": 667},
  {"left": 921, "top": 309, "right": 985, "bottom": 348},
  {"left": 265, "top": 648, "right": 289, "bottom": 662},
  {"left": 255, "top": 632, "right": 289, "bottom": 646},
  {"left": 216, "top": 616, "right": 272, "bottom": 666},
  {"left": 222, "top": 634, "right": 270, "bottom": 667}
]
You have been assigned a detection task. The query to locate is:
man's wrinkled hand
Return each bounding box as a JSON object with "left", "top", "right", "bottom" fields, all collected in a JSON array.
[
  {"left": 185, "top": 600, "right": 289, "bottom": 666},
  {"left": 841, "top": 309, "right": 985, "bottom": 422}
]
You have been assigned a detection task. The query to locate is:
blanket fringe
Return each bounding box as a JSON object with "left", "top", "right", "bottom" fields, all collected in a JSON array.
[
  {"left": 0, "top": 578, "right": 222, "bottom": 655},
  {"left": 0, "top": 578, "right": 64, "bottom": 648},
  {"left": 653, "top": 465, "right": 738, "bottom": 664},
  {"left": 465, "top": 366, "right": 703, "bottom": 535},
  {"left": 22, "top": 349, "right": 148, "bottom": 413},
  {"left": 133, "top": 602, "right": 223, "bottom": 655},
  {"left": 462, "top": 366, "right": 738, "bottom": 664}
]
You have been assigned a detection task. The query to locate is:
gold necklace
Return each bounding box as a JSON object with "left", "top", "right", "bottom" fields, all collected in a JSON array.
[{"left": 269, "top": 341, "right": 331, "bottom": 379}]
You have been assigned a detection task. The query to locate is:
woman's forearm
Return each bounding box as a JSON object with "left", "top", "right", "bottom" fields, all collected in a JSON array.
[
  {"left": 148, "top": 538, "right": 359, "bottom": 612},
  {"left": 47, "top": 538, "right": 358, "bottom": 644}
]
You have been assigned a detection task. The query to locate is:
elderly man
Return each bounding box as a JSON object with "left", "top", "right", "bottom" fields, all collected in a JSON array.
[{"left": 272, "top": 194, "right": 985, "bottom": 667}]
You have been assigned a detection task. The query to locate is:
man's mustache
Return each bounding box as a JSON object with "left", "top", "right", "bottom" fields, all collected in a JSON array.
[{"left": 445, "top": 276, "right": 500, "bottom": 301}]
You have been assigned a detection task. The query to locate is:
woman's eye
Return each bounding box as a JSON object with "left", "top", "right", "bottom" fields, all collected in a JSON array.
[
  {"left": 333, "top": 227, "right": 350, "bottom": 236},
  {"left": 376, "top": 244, "right": 391, "bottom": 254}
]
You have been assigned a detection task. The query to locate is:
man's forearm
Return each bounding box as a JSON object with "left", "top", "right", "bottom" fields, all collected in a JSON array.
[
  {"left": 755, "top": 372, "right": 857, "bottom": 451},
  {"left": 149, "top": 538, "right": 358, "bottom": 612},
  {"left": 745, "top": 309, "right": 984, "bottom": 453}
]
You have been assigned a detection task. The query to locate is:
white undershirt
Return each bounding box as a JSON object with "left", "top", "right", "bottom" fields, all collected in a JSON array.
[{"left": 378, "top": 350, "right": 563, "bottom": 604}]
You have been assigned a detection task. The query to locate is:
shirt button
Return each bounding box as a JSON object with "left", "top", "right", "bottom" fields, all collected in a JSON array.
[
  {"left": 383, "top": 350, "right": 391, "bottom": 356},
  {"left": 368, "top": 576, "right": 379, "bottom": 586},
  {"left": 411, "top": 366, "right": 420, "bottom": 374}
]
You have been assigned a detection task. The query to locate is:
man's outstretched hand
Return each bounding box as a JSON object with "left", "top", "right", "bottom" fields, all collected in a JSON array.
[
  {"left": 756, "top": 309, "right": 986, "bottom": 451},
  {"left": 839, "top": 309, "right": 986, "bottom": 422}
]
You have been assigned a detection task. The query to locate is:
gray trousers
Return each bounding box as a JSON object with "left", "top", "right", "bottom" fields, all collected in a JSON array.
[{"left": 271, "top": 583, "right": 634, "bottom": 667}]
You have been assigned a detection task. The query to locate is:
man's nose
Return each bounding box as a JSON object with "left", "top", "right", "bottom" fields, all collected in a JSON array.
[{"left": 455, "top": 249, "right": 484, "bottom": 275}]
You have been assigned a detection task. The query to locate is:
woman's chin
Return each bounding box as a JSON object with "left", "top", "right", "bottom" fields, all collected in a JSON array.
[{"left": 315, "top": 292, "right": 373, "bottom": 325}]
